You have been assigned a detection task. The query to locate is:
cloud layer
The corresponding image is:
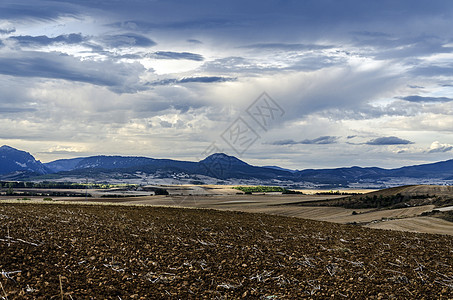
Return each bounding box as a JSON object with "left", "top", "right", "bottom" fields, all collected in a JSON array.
[
  {"left": 428, "top": 141, "right": 453, "bottom": 153},
  {"left": 0, "top": 0, "right": 452, "bottom": 169}
]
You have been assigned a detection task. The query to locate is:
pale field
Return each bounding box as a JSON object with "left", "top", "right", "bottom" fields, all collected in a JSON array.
[
  {"left": 365, "top": 216, "right": 453, "bottom": 235},
  {"left": 88, "top": 193, "right": 453, "bottom": 235},
  {"left": 1, "top": 184, "right": 452, "bottom": 235},
  {"left": 199, "top": 185, "right": 377, "bottom": 195},
  {"left": 294, "top": 189, "right": 377, "bottom": 195},
  {"left": 391, "top": 185, "right": 453, "bottom": 196}
]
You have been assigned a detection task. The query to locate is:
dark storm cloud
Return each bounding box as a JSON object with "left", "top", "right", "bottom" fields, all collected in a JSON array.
[
  {"left": 180, "top": 76, "right": 235, "bottom": 83},
  {"left": 150, "top": 76, "right": 236, "bottom": 86},
  {"left": 3, "top": 1, "right": 453, "bottom": 54},
  {"left": 148, "top": 51, "right": 204, "bottom": 61},
  {"left": 270, "top": 139, "right": 298, "bottom": 146},
  {"left": 3, "top": 1, "right": 453, "bottom": 41},
  {"left": 397, "top": 96, "right": 453, "bottom": 103},
  {"left": 366, "top": 136, "right": 414, "bottom": 145},
  {"left": 100, "top": 33, "right": 156, "bottom": 48},
  {"left": 78, "top": 0, "right": 453, "bottom": 56},
  {"left": 300, "top": 136, "right": 338, "bottom": 144},
  {"left": 103, "top": 1, "right": 453, "bottom": 29},
  {"left": 148, "top": 79, "right": 178, "bottom": 86},
  {"left": 271, "top": 136, "right": 338, "bottom": 145},
  {"left": 9, "top": 33, "right": 84, "bottom": 47},
  {"left": 0, "top": 1, "right": 79, "bottom": 20},
  {"left": 0, "top": 51, "right": 146, "bottom": 93}
]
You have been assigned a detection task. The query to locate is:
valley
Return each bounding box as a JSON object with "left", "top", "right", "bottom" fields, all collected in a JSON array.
[{"left": 1, "top": 184, "right": 452, "bottom": 236}]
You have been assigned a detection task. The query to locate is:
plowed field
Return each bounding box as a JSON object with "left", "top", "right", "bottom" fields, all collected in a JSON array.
[{"left": 1, "top": 203, "right": 452, "bottom": 299}]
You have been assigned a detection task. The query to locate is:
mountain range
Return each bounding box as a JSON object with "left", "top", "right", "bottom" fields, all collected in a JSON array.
[{"left": 1, "top": 145, "right": 453, "bottom": 188}]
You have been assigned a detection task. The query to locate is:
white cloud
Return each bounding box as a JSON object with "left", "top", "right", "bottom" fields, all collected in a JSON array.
[
  {"left": 45, "top": 145, "right": 87, "bottom": 154},
  {"left": 428, "top": 141, "right": 453, "bottom": 153}
]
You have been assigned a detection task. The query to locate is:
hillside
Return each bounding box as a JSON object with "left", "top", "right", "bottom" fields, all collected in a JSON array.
[
  {"left": 0, "top": 203, "right": 452, "bottom": 298},
  {"left": 0, "top": 145, "right": 50, "bottom": 176},
  {"left": 2, "top": 145, "right": 453, "bottom": 187},
  {"left": 294, "top": 185, "right": 453, "bottom": 209}
]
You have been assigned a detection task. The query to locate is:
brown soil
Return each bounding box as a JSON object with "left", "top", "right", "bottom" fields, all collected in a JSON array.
[{"left": 0, "top": 203, "right": 452, "bottom": 299}]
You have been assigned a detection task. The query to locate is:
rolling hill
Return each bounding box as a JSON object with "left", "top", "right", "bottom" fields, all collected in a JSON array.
[{"left": 294, "top": 185, "right": 453, "bottom": 209}]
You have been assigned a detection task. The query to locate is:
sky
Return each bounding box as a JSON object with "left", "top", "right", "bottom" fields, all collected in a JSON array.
[{"left": 1, "top": 0, "right": 453, "bottom": 169}]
